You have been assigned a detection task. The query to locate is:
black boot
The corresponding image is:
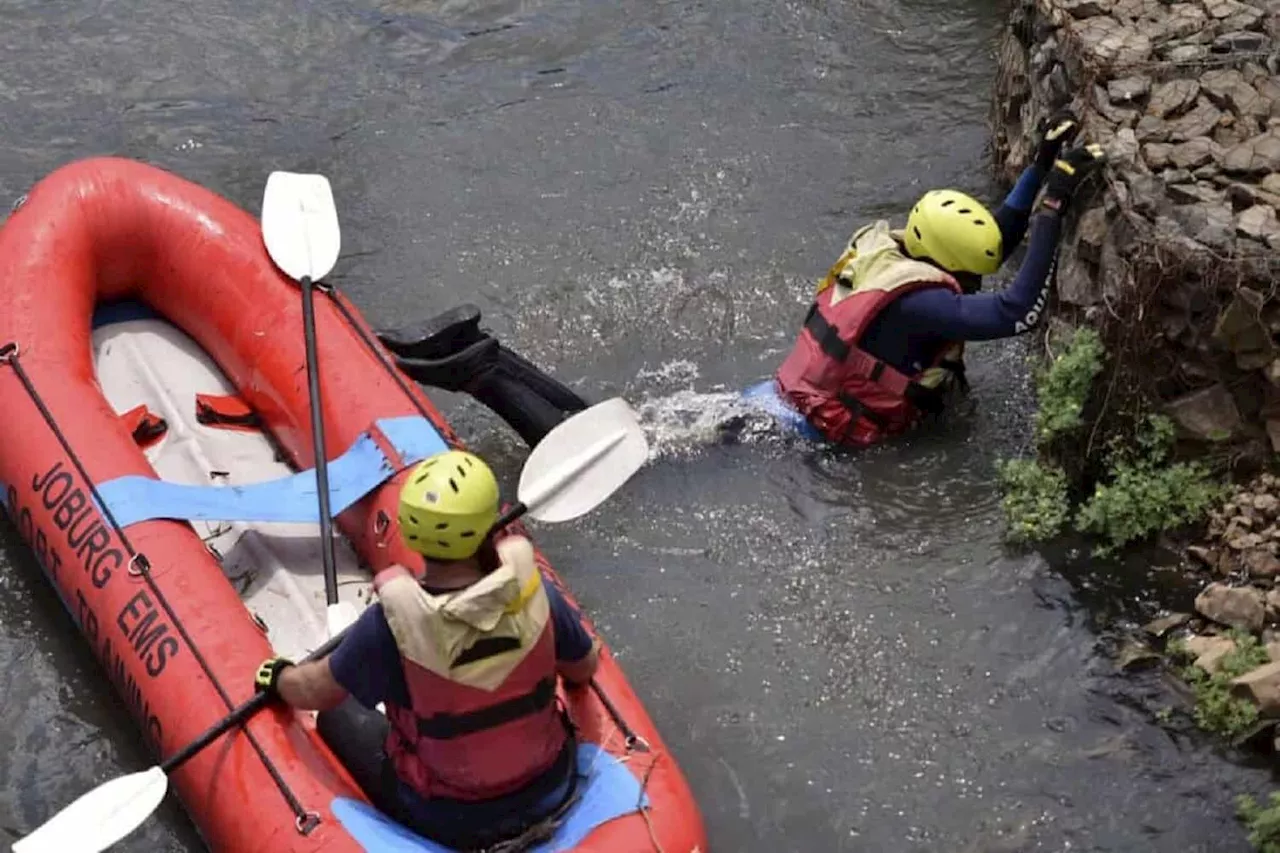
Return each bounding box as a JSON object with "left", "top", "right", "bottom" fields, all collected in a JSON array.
[{"left": 377, "top": 304, "right": 590, "bottom": 449}]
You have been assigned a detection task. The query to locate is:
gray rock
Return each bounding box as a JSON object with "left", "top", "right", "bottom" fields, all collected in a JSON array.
[
  {"left": 1223, "top": 131, "right": 1280, "bottom": 175},
  {"left": 1204, "top": 0, "right": 1260, "bottom": 21},
  {"left": 1213, "top": 286, "right": 1274, "bottom": 370},
  {"left": 1245, "top": 548, "right": 1280, "bottom": 578},
  {"left": 1169, "top": 137, "right": 1221, "bottom": 170},
  {"left": 1221, "top": 3, "right": 1266, "bottom": 31},
  {"left": 1161, "top": 168, "right": 1196, "bottom": 185},
  {"left": 1074, "top": 17, "right": 1152, "bottom": 65},
  {"left": 1143, "top": 142, "right": 1173, "bottom": 168},
  {"left": 1168, "top": 98, "right": 1226, "bottom": 142},
  {"left": 1126, "top": 172, "right": 1169, "bottom": 216},
  {"left": 1215, "top": 30, "right": 1269, "bottom": 53},
  {"left": 1165, "top": 43, "right": 1210, "bottom": 62},
  {"left": 1077, "top": 206, "right": 1109, "bottom": 263},
  {"left": 1202, "top": 69, "right": 1272, "bottom": 118},
  {"left": 1148, "top": 79, "right": 1201, "bottom": 118},
  {"left": 1243, "top": 62, "right": 1271, "bottom": 86},
  {"left": 1226, "top": 181, "right": 1280, "bottom": 210},
  {"left": 1268, "top": 419, "right": 1280, "bottom": 453},
  {"left": 1108, "top": 127, "right": 1141, "bottom": 167},
  {"left": 1143, "top": 612, "right": 1191, "bottom": 637},
  {"left": 1093, "top": 85, "right": 1141, "bottom": 126},
  {"left": 1237, "top": 204, "right": 1280, "bottom": 243},
  {"left": 1189, "top": 544, "right": 1223, "bottom": 570},
  {"left": 1194, "top": 164, "right": 1220, "bottom": 181},
  {"left": 1231, "top": 661, "right": 1280, "bottom": 717},
  {"left": 1061, "top": 0, "right": 1107, "bottom": 18},
  {"left": 1196, "top": 581, "right": 1266, "bottom": 631},
  {"left": 1055, "top": 239, "right": 1099, "bottom": 306},
  {"left": 1169, "top": 181, "right": 1226, "bottom": 205},
  {"left": 1216, "top": 120, "right": 1257, "bottom": 149},
  {"left": 1166, "top": 383, "right": 1244, "bottom": 442},
  {"left": 1263, "top": 174, "right": 1280, "bottom": 195},
  {"left": 1170, "top": 201, "right": 1236, "bottom": 250},
  {"left": 1108, "top": 74, "right": 1152, "bottom": 103},
  {"left": 1154, "top": 3, "right": 1212, "bottom": 41},
  {"left": 1136, "top": 114, "right": 1170, "bottom": 142},
  {"left": 1259, "top": 79, "right": 1280, "bottom": 117}
]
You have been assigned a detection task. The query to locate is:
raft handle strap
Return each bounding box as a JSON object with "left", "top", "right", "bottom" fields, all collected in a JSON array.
[{"left": 0, "top": 343, "right": 316, "bottom": 831}]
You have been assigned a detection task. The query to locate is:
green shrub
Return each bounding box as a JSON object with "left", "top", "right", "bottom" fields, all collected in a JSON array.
[
  {"left": 1176, "top": 631, "right": 1269, "bottom": 739},
  {"left": 997, "top": 458, "right": 1069, "bottom": 544},
  {"left": 1238, "top": 792, "right": 1280, "bottom": 853},
  {"left": 1073, "top": 415, "right": 1225, "bottom": 557},
  {"left": 1033, "top": 326, "right": 1105, "bottom": 445}
]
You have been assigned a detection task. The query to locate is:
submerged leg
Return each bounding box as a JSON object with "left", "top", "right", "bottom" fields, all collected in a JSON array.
[{"left": 316, "top": 699, "right": 405, "bottom": 818}]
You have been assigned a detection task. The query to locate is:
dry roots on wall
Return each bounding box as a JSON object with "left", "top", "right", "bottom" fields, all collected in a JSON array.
[{"left": 991, "top": 0, "right": 1280, "bottom": 476}]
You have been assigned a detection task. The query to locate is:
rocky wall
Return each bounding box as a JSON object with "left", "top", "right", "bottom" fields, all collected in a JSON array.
[{"left": 991, "top": 0, "right": 1280, "bottom": 461}]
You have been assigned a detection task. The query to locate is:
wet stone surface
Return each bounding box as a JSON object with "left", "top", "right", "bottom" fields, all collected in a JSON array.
[{"left": 0, "top": 0, "right": 1274, "bottom": 851}]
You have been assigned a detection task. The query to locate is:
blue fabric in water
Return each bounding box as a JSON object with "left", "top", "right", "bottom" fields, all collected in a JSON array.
[
  {"left": 741, "top": 379, "right": 823, "bottom": 440},
  {"left": 329, "top": 743, "right": 647, "bottom": 852},
  {"left": 93, "top": 416, "right": 448, "bottom": 528}
]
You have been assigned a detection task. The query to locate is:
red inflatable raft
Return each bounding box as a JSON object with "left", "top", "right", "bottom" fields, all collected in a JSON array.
[{"left": 0, "top": 157, "right": 707, "bottom": 853}]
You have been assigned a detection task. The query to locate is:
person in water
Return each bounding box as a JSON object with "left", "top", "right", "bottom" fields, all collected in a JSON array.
[
  {"left": 772, "top": 112, "right": 1106, "bottom": 447},
  {"left": 254, "top": 449, "right": 601, "bottom": 850}
]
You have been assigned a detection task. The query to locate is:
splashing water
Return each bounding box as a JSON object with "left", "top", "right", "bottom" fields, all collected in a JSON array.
[{"left": 634, "top": 387, "right": 808, "bottom": 460}]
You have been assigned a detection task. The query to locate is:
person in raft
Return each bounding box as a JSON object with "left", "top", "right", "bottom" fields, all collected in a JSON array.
[
  {"left": 253, "top": 449, "right": 601, "bottom": 850},
  {"left": 772, "top": 111, "right": 1107, "bottom": 447}
]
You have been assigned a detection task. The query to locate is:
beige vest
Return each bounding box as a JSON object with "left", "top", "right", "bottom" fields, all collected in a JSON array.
[{"left": 376, "top": 536, "right": 549, "bottom": 692}]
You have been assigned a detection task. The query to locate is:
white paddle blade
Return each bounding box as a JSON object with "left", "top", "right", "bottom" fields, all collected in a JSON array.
[
  {"left": 261, "top": 171, "right": 341, "bottom": 283},
  {"left": 326, "top": 601, "right": 359, "bottom": 638},
  {"left": 518, "top": 397, "right": 649, "bottom": 524},
  {"left": 12, "top": 766, "right": 168, "bottom": 853}
]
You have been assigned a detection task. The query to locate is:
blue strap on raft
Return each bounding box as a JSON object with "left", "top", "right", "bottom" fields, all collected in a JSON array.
[
  {"left": 93, "top": 416, "right": 448, "bottom": 528},
  {"left": 329, "top": 743, "right": 648, "bottom": 852}
]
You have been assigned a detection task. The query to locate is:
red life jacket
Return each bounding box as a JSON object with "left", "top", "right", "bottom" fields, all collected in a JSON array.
[
  {"left": 775, "top": 221, "right": 967, "bottom": 447},
  {"left": 373, "top": 536, "right": 567, "bottom": 802}
]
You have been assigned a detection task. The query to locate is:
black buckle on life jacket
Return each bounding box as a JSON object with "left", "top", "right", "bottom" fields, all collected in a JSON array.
[
  {"left": 939, "top": 357, "right": 970, "bottom": 394},
  {"left": 802, "top": 303, "right": 851, "bottom": 362},
  {"left": 836, "top": 391, "right": 890, "bottom": 444},
  {"left": 903, "top": 383, "right": 946, "bottom": 416},
  {"left": 417, "top": 676, "right": 557, "bottom": 740}
]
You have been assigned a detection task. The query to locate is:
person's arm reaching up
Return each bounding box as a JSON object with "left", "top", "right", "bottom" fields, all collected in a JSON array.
[
  {"left": 894, "top": 211, "right": 1062, "bottom": 341},
  {"left": 894, "top": 141, "right": 1107, "bottom": 342},
  {"left": 993, "top": 111, "right": 1081, "bottom": 260}
]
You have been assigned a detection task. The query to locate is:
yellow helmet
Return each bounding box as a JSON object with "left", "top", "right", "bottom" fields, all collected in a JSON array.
[
  {"left": 902, "top": 190, "right": 1003, "bottom": 276},
  {"left": 398, "top": 450, "right": 500, "bottom": 560}
]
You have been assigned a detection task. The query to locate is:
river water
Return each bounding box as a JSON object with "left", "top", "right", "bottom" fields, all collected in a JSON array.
[{"left": 0, "top": 0, "right": 1273, "bottom": 851}]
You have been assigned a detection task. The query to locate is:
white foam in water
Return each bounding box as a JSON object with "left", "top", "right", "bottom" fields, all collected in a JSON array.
[{"left": 634, "top": 386, "right": 789, "bottom": 460}]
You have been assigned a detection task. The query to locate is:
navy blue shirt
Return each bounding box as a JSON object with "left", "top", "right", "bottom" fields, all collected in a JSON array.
[
  {"left": 859, "top": 165, "right": 1062, "bottom": 375},
  {"left": 329, "top": 577, "right": 594, "bottom": 710}
]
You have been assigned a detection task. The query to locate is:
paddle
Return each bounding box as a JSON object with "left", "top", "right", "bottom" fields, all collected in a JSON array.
[
  {"left": 260, "top": 171, "right": 357, "bottom": 638},
  {"left": 11, "top": 396, "right": 649, "bottom": 853}
]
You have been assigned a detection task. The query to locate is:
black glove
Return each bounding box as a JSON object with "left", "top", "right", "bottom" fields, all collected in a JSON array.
[
  {"left": 1034, "top": 110, "right": 1082, "bottom": 172},
  {"left": 1040, "top": 143, "right": 1106, "bottom": 212},
  {"left": 254, "top": 656, "right": 294, "bottom": 696}
]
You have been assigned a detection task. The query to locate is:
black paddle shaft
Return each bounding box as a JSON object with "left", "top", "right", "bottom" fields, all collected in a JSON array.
[
  {"left": 160, "top": 628, "right": 349, "bottom": 773},
  {"left": 300, "top": 276, "right": 339, "bottom": 606}
]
